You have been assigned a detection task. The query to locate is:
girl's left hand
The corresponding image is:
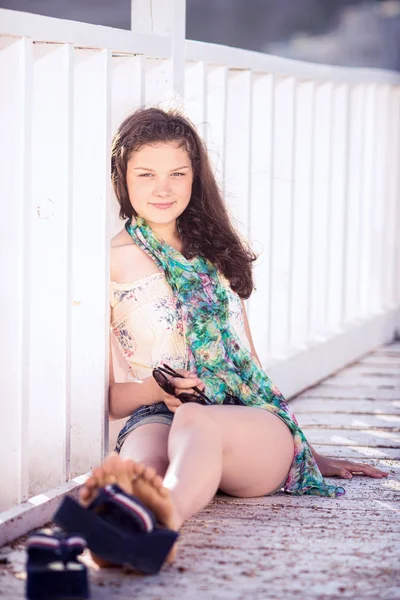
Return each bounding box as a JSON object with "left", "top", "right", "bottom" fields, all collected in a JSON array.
[{"left": 315, "top": 454, "right": 389, "bottom": 479}]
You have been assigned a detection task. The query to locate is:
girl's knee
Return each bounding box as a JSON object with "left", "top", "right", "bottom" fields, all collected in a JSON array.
[{"left": 172, "top": 402, "right": 218, "bottom": 433}]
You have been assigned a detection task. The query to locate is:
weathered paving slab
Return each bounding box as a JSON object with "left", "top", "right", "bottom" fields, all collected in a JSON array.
[
  {"left": 291, "top": 398, "right": 400, "bottom": 414},
  {"left": 297, "top": 412, "right": 400, "bottom": 429},
  {"left": 1, "top": 341, "right": 399, "bottom": 600}
]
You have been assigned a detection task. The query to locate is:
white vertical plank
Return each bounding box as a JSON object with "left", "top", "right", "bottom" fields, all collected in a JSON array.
[
  {"left": 0, "top": 37, "right": 32, "bottom": 511},
  {"left": 380, "top": 86, "right": 395, "bottom": 309},
  {"left": 224, "top": 69, "right": 252, "bottom": 237},
  {"left": 70, "top": 48, "right": 111, "bottom": 477},
  {"left": 28, "top": 43, "right": 73, "bottom": 497},
  {"left": 205, "top": 65, "right": 228, "bottom": 192},
  {"left": 327, "top": 84, "right": 350, "bottom": 332},
  {"left": 110, "top": 55, "right": 145, "bottom": 238},
  {"left": 290, "top": 80, "right": 314, "bottom": 348},
  {"left": 370, "top": 86, "right": 390, "bottom": 314},
  {"left": 358, "top": 85, "right": 377, "bottom": 319},
  {"left": 143, "top": 57, "right": 175, "bottom": 108},
  {"left": 385, "top": 87, "right": 400, "bottom": 308},
  {"left": 343, "top": 85, "right": 365, "bottom": 323},
  {"left": 269, "top": 76, "right": 295, "bottom": 356},
  {"left": 394, "top": 89, "right": 400, "bottom": 307},
  {"left": 184, "top": 60, "right": 207, "bottom": 138},
  {"left": 247, "top": 74, "right": 274, "bottom": 365},
  {"left": 309, "top": 82, "right": 333, "bottom": 338},
  {"left": 131, "top": 0, "right": 185, "bottom": 96}
]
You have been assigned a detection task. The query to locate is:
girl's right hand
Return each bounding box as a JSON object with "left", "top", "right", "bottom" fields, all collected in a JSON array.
[{"left": 155, "top": 369, "right": 206, "bottom": 413}]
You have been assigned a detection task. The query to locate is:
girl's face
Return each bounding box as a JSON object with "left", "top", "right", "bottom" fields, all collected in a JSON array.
[{"left": 126, "top": 142, "right": 194, "bottom": 226}]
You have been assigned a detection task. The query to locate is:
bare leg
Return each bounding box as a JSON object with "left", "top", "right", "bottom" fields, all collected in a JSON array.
[
  {"left": 119, "top": 423, "right": 170, "bottom": 477},
  {"left": 163, "top": 402, "right": 294, "bottom": 526}
]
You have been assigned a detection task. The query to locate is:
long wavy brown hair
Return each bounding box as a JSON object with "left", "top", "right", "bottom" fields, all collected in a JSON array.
[{"left": 111, "top": 107, "right": 257, "bottom": 299}]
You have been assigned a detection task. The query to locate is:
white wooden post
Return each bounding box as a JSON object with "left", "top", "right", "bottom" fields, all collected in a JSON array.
[
  {"left": 70, "top": 48, "right": 111, "bottom": 476},
  {"left": 270, "top": 76, "right": 296, "bottom": 356},
  {"left": 0, "top": 37, "right": 32, "bottom": 511},
  {"left": 131, "top": 0, "right": 186, "bottom": 97},
  {"left": 290, "top": 80, "right": 314, "bottom": 347},
  {"left": 248, "top": 74, "right": 274, "bottom": 365}
]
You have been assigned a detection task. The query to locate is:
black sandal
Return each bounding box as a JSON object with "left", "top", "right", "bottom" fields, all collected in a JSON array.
[
  {"left": 53, "top": 483, "right": 178, "bottom": 574},
  {"left": 26, "top": 528, "right": 89, "bottom": 599}
]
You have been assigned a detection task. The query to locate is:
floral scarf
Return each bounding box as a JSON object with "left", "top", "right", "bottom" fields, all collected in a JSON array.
[{"left": 126, "top": 216, "right": 345, "bottom": 498}]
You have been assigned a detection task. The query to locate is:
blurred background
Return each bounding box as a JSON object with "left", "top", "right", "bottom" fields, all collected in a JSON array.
[{"left": 1, "top": 0, "right": 399, "bottom": 70}]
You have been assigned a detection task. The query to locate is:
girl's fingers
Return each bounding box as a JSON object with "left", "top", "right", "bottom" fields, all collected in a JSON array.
[
  {"left": 172, "top": 376, "right": 202, "bottom": 389},
  {"left": 342, "top": 461, "right": 388, "bottom": 478}
]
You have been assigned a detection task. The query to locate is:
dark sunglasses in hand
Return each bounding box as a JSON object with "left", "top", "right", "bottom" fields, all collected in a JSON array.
[{"left": 152, "top": 364, "right": 213, "bottom": 405}]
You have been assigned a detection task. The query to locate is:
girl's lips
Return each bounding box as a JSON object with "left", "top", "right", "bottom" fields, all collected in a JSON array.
[{"left": 150, "top": 202, "right": 175, "bottom": 210}]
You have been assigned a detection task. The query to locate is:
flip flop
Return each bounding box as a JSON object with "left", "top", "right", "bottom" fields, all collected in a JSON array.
[
  {"left": 26, "top": 528, "right": 89, "bottom": 600},
  {"left": 53, "top": 484, "right": 178, "bottom": 574}
]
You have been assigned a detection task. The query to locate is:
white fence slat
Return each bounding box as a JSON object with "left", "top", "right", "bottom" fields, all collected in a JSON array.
[
  {"left": 184, "top": 61, "right": 207, "bottom": 138},
  {"left": 224, "top": 69, "right": 252, "bottom": 238},
  {"left": 395, "top": 90, "right": 400, "bottom": 307},
  {"left": 110, "top": 55, "right": 145, "bottom": 238},
  {"left": 358, "top": 85, "right": 377, "bottom": 319},
  {"left": 371, "top": 86, "right": 390, "bottom": 314},
  {"left": 290, "top": 81, "right": 314, "bottom": 347},
  {"left": 205, "top": 65, "right": 228, "bottom": 191},
  {"left": 343, "top": 85, "right": 365, "bottom": 324},
  {"left": 248, "top": 74, "right": 274, "bottom": 365},
  {"left": 0, "top": 37, "right": 32, "bottom": 511},
  {"left": 143, "top": 57, "right": 174, "bottom": 108},
  {"left": 28, "top": 43, "right": 73, "bottom": 497},
  {"left": 309, "top": 82, "right": 333, "bottom": 337},
  {"left": 270, "top": 76, "right": 295, "bottom": 355},
  {"left": 326, "top": 84, "right": 349, "bottom": 332},
  {"left": 382, "top": 86, "right": 397, "bottom": 309},
  {"left": 70, "top": 48, "right": 111, "bottom": 477}
]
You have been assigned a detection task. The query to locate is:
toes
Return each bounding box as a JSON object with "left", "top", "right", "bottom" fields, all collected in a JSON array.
[{"left": 141, "top": 466, "right": 157, "bottom": 482}]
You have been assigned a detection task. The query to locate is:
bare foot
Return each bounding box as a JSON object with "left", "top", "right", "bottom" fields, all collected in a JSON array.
[{"left": 79, "top": 453, "right": 180, "bottom": 567}]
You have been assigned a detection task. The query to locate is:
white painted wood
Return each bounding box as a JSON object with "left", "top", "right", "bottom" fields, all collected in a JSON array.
[
  {"left": 248, "top": 74, "right": 274, "bottom": 364},
  {"left": 358, "top": 85, "right": 377, "bottom": 319},
  {"left": 343, "top": 85, "right": 365, "bottom": 324},
  {"left": 0, "top": 37, "right": 32, "bottom": 511},
  {"left": 266, "top": 307, "right": 400, "bottom": 399},
  {"left": 395, "top": 89, "right": 400, "bottom": 307},
  {"left": 110, "top": 55, "right": 146, "bottom": 237},
  {"left": 70, "top": 48, "right": 111, "bottom": 477},
  {"left": 269, "top": 76, "right": 295, "bottom": 356},
  {"left": 309, "top": 82, "right": 333, "bottom": 337},
  {"left": 186, "top": 39, "right": 400, "bottom": 85},
  {"left": 371, "top": 85, "right": 391, "bottom": 315},
  {"left": 143, "top": 57, "right": 175, "bottom": 108},
  {"left": 184, "top": 60, "right": 207, "bottom": 138},
  {"left": 290, "top": 81, "right": 314, "bottom": 348},
  {"left": 205, "top": 65, "right": 228, "bottom": 191},
  {"left": 326, "top": 83, "right": 349, "bottom": 332},
  {"left": 224, "top": 69, "right": 252, "bottom": 237},
  {"left": 27, "top": 42, "right": 73, "bottom": 498},
  {"left": 384, "top": 87, "right": 400, "bottom": 309},
  {"left": 0, "top": 8, "right": 170, "bottom": 57}
]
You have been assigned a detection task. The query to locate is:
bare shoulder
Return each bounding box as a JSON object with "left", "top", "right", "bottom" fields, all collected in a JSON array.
[{"left": 110, "top": 227, "right": 158, "bottom": 283}]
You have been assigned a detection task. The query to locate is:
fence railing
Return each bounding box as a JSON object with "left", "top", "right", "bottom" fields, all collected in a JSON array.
[{"left": 1, "top": 1, "right": 399, "bottom": 545}]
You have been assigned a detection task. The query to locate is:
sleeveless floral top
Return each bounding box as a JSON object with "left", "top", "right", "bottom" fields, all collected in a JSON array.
[{"left": 110, "top": 271, "right": 250, "bottom": 383}]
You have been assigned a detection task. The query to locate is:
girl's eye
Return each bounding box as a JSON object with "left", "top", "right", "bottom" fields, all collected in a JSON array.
[
  {"left": 139, "top": 173, "right": 152, "bottom": 177},
  {"left": 172, "top": 172, "right": 184, "bottom": 177}
]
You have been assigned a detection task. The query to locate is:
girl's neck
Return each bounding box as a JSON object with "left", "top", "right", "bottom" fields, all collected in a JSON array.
[{"left": 149, "top": 220, "right": 182, "bottom": 253}]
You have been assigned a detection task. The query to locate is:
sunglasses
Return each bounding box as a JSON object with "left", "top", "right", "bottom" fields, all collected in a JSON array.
[
  {"left": 152, "top": 364, "right": 213, "bottom": 405},
  {"left": 152, "top": 364, "right": 245, "bottom": 407}
]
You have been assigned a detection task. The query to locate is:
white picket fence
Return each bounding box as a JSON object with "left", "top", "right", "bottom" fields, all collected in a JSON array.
[{"left": 0, "top": 1, "right": 399, "bottom": 545}]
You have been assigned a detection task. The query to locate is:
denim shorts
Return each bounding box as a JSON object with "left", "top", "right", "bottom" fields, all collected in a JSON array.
[{"left": 115, "top": 402, "right": 174, "bottom": 453}]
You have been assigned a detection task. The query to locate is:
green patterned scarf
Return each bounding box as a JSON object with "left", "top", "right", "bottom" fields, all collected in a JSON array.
[{"left": 126, "top": 216, "right": 345, "bottom": 498}]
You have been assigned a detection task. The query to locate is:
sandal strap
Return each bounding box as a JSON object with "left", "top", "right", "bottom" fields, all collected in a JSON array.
[
  {"left": 88, "top": 484, "right": 155, "bottom": 533},
  {"left": 27, "top": 532, "right": 86, "bottom": 563}
]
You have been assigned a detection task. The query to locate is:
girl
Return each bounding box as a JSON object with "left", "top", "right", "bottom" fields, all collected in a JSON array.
[{"left": 79, "top": 107, "right": 388, "bottom": 566}]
